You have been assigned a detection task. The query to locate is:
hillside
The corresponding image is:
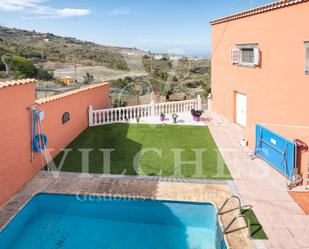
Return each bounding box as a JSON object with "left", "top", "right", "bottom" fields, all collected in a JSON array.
[
  {"left": 0, "top": 26, "right": 211, "bottom": 104},
  {"left": 0, "top": 26, "right": 144, "bottom": 71}
]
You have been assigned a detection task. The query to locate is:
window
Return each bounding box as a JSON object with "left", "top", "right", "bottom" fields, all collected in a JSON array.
[
  {"left": 230, "top": 44, "right": 260, "bottom": 67},
  {"left": 241, "top": 48, "right": 254, "bottom": 64},
  {"left": 305, "top": 42, "right": 309, "bottom": 74}
]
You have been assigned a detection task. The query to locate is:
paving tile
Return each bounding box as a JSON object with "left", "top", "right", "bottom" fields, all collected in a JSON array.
[
  {"left": 289, "top": 227, "right": 309, "bottom": 248},
  {"left": 206, "top": 111, "right": 309, "bottom": 249},
  {"left": 265, "top": 228, "right": 300, "bottom": 249}
]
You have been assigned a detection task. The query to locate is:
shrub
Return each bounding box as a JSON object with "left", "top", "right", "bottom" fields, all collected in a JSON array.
[
  {"left": 83, "top": 72, "right": 95, "bottom": 85},
  {"left": 37, "top": 68, "right": 54, "bottom": 81},
  {"left": 191, "top": 109, "right": 204, "bottom": 116},
  {"left": 11, "top": 56, "right": 38, "bottom": 78}
]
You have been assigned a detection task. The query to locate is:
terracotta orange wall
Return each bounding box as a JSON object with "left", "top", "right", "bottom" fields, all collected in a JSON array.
[
  {"left": 0, "top": 83, "right": 36, "bottom": 207},
  {"left": 211, "top": 2, "right": 309, "bottom": 179},
  {"left": 36, "top": 84, "right": 109, "bottom": 160},
  {"left": 0, "top": 82, "right": 109, "bottom": 206}
]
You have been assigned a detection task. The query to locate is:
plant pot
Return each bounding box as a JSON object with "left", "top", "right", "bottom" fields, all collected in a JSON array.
[{"left": 193, "top": 115, "right": 201, "bottom": 122}]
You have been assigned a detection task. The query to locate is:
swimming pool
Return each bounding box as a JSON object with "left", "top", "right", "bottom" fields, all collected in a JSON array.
[{"left": 0, "top": 193, "right": 227, "bottom": 249}]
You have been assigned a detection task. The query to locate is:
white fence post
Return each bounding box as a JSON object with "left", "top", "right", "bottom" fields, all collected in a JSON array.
[
  {"left": 88, "top": 105, "right": 93, "bottom": 126},
  {"left": 197, "top": 95, "right": 202, "bottom": 110},
  {"left": 207, "top": 93, "right": 212, "bottom": 111},
  {"left": 150, "top": 100, "right": 155, "bottom": 117}
]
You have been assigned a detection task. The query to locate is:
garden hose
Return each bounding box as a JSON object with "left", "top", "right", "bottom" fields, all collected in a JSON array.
[{"left": 32, "top": 109, "right": 47, "bottom": 152}]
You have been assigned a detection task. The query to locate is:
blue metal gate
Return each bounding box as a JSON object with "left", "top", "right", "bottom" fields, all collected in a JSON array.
[{"left": 255, "top": 124, "right": 297, "bottom": 178}]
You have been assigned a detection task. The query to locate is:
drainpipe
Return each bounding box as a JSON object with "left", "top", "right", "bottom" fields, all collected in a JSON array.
[{"left": 88, "top": 106, "right": 93, "bottom": 127}]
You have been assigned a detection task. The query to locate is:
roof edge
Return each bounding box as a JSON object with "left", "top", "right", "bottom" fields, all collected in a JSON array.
[
  {"left": 35, "top": 82, "right": 109, "bottom": 105},
  {"left": 210, "top": 0, "right": 309, "bottom": 25},
  {"left": 0, "top": 78, "right": 36, "bottom": 89}
]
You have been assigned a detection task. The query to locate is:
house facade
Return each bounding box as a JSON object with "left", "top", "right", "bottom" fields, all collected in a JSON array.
[
  {"left": 210, "top": 0, "right": 309, "bottom": 181},
  {"left": 57, "top": 75, "right": 75, "bottom": 85}
]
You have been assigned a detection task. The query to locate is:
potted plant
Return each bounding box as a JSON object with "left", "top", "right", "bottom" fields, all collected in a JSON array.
[
  {"left": 160, "top": 113, "right": 165, "bottom": 121},
  {"left": 191, "top": 109, "right": 203, "bottom": 122},
  {"left": 172, "top": 113, "right": 178, "bottom": 124}
]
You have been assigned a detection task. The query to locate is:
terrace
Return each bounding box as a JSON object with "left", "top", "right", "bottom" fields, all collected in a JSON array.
[
  {"left": 0, "top": 110, "right": 260, "bottom": 249},
  {"left": 0, "top": 79, "right": 308, "bottom": 249}
]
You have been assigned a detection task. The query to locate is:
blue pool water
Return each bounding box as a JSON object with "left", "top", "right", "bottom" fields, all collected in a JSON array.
[{"left": 0, "top": 194, "right": 227, "bottom": 249}]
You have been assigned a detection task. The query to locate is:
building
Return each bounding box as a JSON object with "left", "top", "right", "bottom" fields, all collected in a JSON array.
[
  {"left": 210, "top": 0, "right": 309, "bottom": 182},
  {"left": 154, "top": 55, "right": 164, "bottom": 60},
  {"left": 169, "top": 55, "right": 184, "bottom": 61},
  {"left": 57, "top": 75, "right": 75, "bottom": 86}
]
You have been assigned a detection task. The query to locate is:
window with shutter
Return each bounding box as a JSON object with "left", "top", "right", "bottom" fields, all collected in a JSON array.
[
  {"left": 230, "top": 48, "right": 240, "bottom": 64},
  {"left": 234, "top": 44, "right": 259, "bottom": 67}
]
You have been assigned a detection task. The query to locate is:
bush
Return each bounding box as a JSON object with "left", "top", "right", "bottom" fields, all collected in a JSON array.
[
  {"left": 112, "top": 61, "right": 128, "bottom": 71},
  {"left": 55, "top": 79, "right": 66, "bottom": 86},
  {"left": 14, "top": 71, "right": 26, "bottom": 79},
  {"left": 111, "top": 99, "right": 128, "bottom": 108},
  {"left": 191, "top": 109, "right": 204, "bottom": 116},
  {"left": 83, "top": 72, "right": 95, "bottom": 85},
  {"left": 11, "top": 56, "right": 38, "bottom": 78},
  {"left": 37, "top": 68, "right": 53, "bottom": 81}
]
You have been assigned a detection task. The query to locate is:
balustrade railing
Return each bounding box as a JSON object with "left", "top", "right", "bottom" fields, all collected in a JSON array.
[{"left": 89, "top": 96, "right": 201, "bottom": 126}]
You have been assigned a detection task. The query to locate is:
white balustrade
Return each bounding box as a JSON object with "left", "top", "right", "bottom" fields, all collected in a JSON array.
[{"left": 89, "top": 96, "right": 201, "bottom": 126}]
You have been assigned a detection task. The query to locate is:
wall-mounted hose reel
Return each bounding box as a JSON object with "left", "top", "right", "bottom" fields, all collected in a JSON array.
[{"left": 29, "top": 107, "right": 48, "bottom": 161}]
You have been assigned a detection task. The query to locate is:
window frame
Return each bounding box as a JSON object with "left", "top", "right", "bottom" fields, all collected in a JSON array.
[
  {"left": 240, "top": 48, "right": 255, "bottom": 65},
  {"left": 236, "top": 44, "right": 259, "bottom": 67}
]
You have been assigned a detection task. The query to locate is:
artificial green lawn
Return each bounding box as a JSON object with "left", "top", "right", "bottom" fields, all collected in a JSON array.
[
  {"left": 241, "top": 209, "right": 268, "bottom": 240},
  {"left": 54, "top": 124, "right": 232, "bottom": 179}
]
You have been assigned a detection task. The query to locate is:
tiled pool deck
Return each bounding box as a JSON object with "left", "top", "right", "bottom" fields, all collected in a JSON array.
[{"left": 0, "top": 110, "right": 308, "bottom": 249}]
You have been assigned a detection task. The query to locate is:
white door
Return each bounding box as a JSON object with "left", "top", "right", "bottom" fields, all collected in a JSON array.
[{"left": 236, "top": 92, "right": 247, "bottom": 127}]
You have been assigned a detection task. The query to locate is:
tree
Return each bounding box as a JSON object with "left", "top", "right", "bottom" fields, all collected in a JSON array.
[
  {"left": 83, "top": 72, "right": 95, "bottom": 85},
  {"left": 128, "top": 83, "right": 143, "bottom": 105},
  {"left": 1, "top": 54, "right": 13, "bottom": 76},
  {"left": 11, "top": 56, "right": 38, "bottom": 78},
  {"left": 150, "top": 79, "right": 162, "bottom": 102}
]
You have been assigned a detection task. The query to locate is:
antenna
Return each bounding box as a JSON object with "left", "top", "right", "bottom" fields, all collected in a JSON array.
[
  {"left": 74, "top": 59, "right": 77, "bottom": 84},
  {"left": 250, "top": 0, "right": 254, "bottom": 8},
  {"left": 232, "top": 0, "right": 258, "bottom": 9}
]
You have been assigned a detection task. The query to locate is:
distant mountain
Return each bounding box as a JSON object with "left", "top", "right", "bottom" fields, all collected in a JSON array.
[{"left": 0, "top": 26, "right": 146, "bottom": 70}]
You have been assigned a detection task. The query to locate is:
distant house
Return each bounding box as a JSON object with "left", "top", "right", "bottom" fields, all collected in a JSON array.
[
  {"left": 57, "top": 75, "right": 75, "bottom": 86},
  {"left": 169, "top": 55, "right": 183, "bottom": 61},
  {"left": 210, "top": 0, "right": 309, "bottom": 182},
  {"left": 189, "top": 57, "right": 205, "bottom": 61},
  {"left": 127, "top": 52, "right": 137, "bottom": 56},
  {"left": 154, "top": 55, "right": 164, "bottom": 60}
]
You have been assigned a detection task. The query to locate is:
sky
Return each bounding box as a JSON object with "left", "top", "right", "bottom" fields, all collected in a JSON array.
[{"left": 0, "top": 0, "right": 275, "bottom": 56}]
